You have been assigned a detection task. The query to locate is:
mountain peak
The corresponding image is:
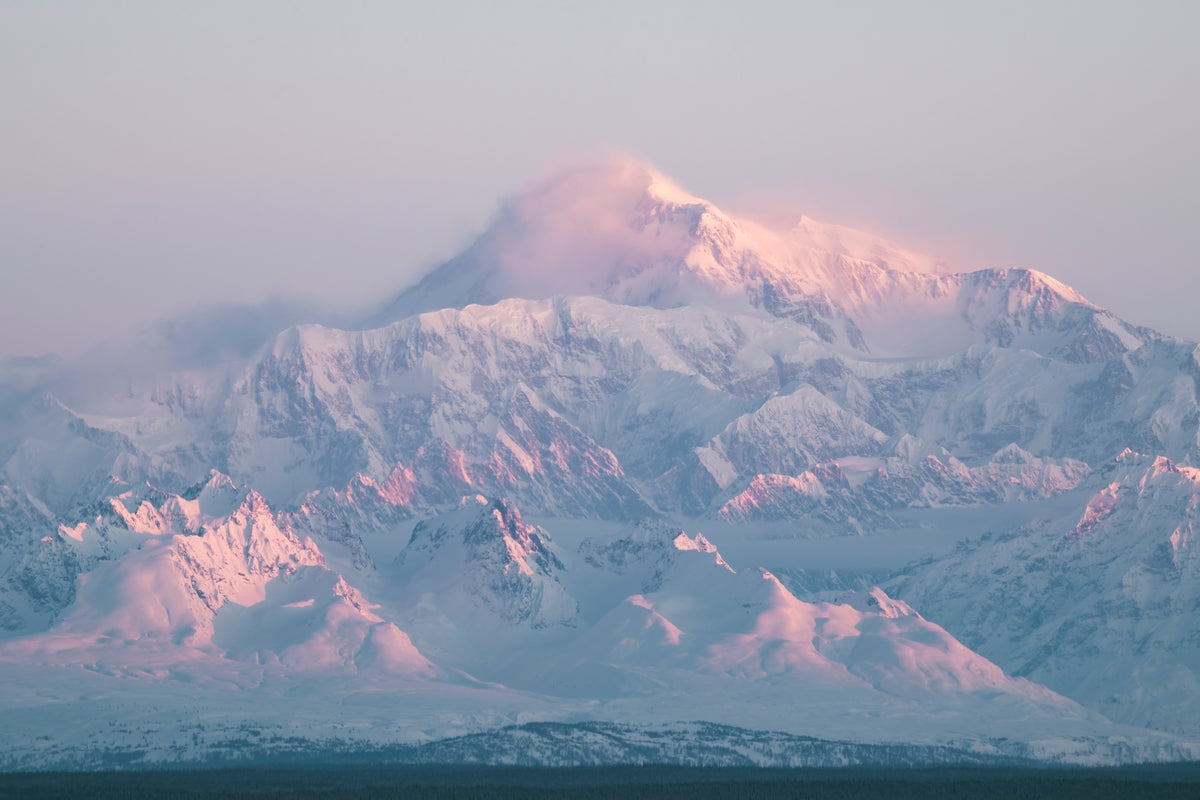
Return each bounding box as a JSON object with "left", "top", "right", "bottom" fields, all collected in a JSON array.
[
  {"left": 524, "top": 156, "right": 706, "bottom": 210},
  {"left": 366, "top": 157, "right": 740, "bottom": 324},
  {"left": 370, "top": 160, "right": 1103, "bottom": 356}
]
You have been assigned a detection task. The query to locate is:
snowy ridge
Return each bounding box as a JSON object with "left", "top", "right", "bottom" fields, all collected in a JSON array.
[
  {"left": 0, "top": 473, "right": 444, "bottom": 686},
  {"left": 73, "top": 293, "right": 1195, "bottom": 523},
  {"left": 720, "top": 442, "right": 1090, "bottom": 524},
  {"left": 0, "top": 158, "right": 1199, "bottom": 766},
  {"left": 369, "top": 159, "right": 1151, "bottom": 362},
  {"left": 1, "top": 490, "right": 1154, "bottom": 767},
  {"left": 890, "top": 450, "right": 1200, "bottom": 735},
  {"left": 395, "top": 496, "right": 579, "bottom": 638}
]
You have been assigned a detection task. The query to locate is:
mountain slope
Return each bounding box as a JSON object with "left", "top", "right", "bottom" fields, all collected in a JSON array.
[
  {"left": 60, "top": 292, "right": 1195, "bottom": 524},
  {"left": 0, "top": 472, "right": 441, "bottom": 685},
  {"left": 0, "top": 158, "right": 1198, "bottom": 765},
  {"left": 23, "top": 160, "right": 1182, "bottom": 523},
  {"left": 890, "top": 450, "right": 1200, "bottom": 735},
  {"left": 369, "top": 160, "right": 1154, "bottom": 362}
]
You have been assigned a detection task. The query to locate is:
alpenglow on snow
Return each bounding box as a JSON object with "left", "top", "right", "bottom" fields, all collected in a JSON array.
[{"left": 1, "top": 159, "right": 1198, "bottom": 768}]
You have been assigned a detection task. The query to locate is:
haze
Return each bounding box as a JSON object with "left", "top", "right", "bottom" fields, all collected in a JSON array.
[{"left": 2, "top": 1, "right": 1198, "bottom": 358}]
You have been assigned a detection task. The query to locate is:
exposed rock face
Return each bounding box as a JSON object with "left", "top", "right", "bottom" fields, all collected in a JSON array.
[{"left": 397, "top": 496, "right": 578, "bottom": 630}]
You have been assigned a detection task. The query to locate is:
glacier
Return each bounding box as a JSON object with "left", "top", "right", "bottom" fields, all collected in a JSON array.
[{"left": 1, "top": 158, "right": 1198, "bottom": 768}]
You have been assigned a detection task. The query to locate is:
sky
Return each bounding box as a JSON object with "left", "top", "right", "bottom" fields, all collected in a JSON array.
[{"left": 2, "top": 1, "right": 1198, "bottom": 358}]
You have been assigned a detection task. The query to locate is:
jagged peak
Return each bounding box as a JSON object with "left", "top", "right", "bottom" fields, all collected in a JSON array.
[
  {"left": 240, "top": 488, "right": 272, "bottom": 514},
  {"left": 465, "top": 498, "right": 559, "bottom": 570},
  {"left": 404, "top": 496, "right": 563, "bottom": 577},
  {"left": 1140, "top": 455, "right": 1200, "bottom": 485},
  {"left": 203, "top": 468, "right": 238, "bottom": 490},
  {"left": 1108, "top": 450, "right": 1197, "bottom": 483},
  {"left": 990, "top": 442, "right": 1035, "bottom": 464},
  {"left": 322, "top": 463, "right": 415, "bottom": 509},
  {"left": 1115, "top": 447, "right": 1146, "bottom": 463},
  {"left": 672, "top": 531, "right": 734, "bottom": 572},
  {"left": 1151, "top": 455, "right": 1180, "bottom": 474},
  {"left": 181, "top": 469, "right": 239, "bottom": 500}
]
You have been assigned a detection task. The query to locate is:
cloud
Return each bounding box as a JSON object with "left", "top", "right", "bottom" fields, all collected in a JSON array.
[
  {"left": 470, "top": 156, "right": 700, "bottom": 299},
  {"left": 7, "top": 296, "right": 352, "bottom": 414}
]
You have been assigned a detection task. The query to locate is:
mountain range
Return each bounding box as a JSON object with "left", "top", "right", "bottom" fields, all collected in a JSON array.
[{"left": 1, "top": 158, "right": 1198, "bottom": 768}]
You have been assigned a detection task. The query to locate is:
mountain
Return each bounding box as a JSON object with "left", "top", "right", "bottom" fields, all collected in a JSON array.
[
  {"left": 0, "top": 471, "right": 424, "bottom": 673},
  {"left": 6, "top": 491, "right": 1179, "bottom": 769},
  {"left": 0, "top": 157, "right": 1198, "bottom": 767},
  {"left": 366, "top": 160, "right": 1152, "bottom": 362},
  {"left": 18, "top": 159, "right": 1187, "bottom": 524},
  {"left": 55, "top": 292, "right": 1193, "bottom": 524},
  {"left": 889, "top": 449, "right": 1200, "bottom": 735},
  {"left": 388, "top": 497, "right": 580, "bottom": 669},
  {"left": 719, "top": 441, "right": 1091, "bottom": 525}
]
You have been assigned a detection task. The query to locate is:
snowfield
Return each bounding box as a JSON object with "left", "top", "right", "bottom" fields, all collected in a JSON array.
[{"left": 1, "top": 159, "right": 1198, "bottom": 768}]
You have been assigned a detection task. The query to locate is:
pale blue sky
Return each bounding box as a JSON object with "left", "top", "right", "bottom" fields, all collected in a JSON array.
[{"left": 2, "top": 1, "right": 1198, "bottom": 357}]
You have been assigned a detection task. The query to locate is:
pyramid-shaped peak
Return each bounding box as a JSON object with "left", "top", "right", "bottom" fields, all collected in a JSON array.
[
  {"left": 485, "top": 156, "right": 724, "bottom": 265},
  {"left": 367, "top": 159, "right": 1122, "bottom": 362},
  {"left": 464, "top": 498, "right": 561, "bottom": 571},
  {"left": 403, "top": 496, "right": 563, "bottom": 577},
  {"left": 467, "top": 496, "right": 529, "bottom": 542},
  {"left": 367, "top": 158, "right": 755, "bottom": 324}
]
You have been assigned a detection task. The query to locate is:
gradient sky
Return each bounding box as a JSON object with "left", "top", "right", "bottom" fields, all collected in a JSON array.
[{"left": 2, "top": 1, "right": 1198, "bottom": 358}]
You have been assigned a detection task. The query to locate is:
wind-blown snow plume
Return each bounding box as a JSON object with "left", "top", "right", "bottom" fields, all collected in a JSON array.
[{"left": 0, "top": 159, "right": 1197, "bottom": 767}]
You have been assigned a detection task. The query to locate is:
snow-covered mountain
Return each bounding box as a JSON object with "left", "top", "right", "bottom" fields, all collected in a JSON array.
[
  {"left": 366, "top": 160, "right": 1151, "bottom": 363},
  {"left": 1, "top": 157, "right": 1198, "bottom": 767},
  {"left": 890, "top": 449, "right": 1200, "bottom": 736},
  {"left": 4, "top": 489, "right": 1174, "bottom": 768},
  {"left": 719, "top": 441, "right": 1091, "bottom": 525},
  {"left": 57, "top": 292, "right": 1192, "bottom": 526}
]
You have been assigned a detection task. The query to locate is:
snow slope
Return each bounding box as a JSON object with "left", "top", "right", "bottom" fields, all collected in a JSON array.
[
  {"left": 890, "top": 450, "right": 1200, "bottom": 735},
  {"left": 0, "top": 158, "right": 1198, "bottom": 765},
  {"left": 4, "top": 491, "right": 1177, "bottom": 768}
]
